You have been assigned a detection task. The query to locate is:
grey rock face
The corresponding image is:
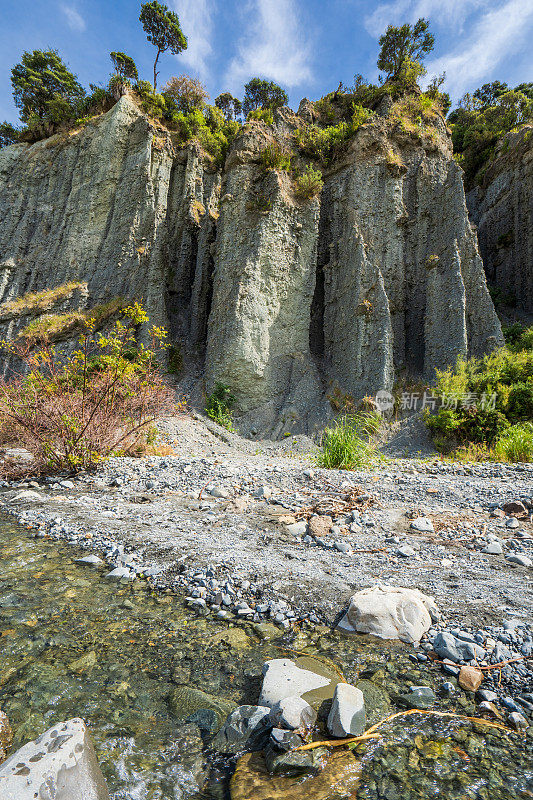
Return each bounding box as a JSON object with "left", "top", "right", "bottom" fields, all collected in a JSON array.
[
  {"left": 319, "top": 127, "right": 502, "bottom": 399},
  {"left": 0, "top": 717, "right": 110, "bottom": 800},
  {"left": 327, "top": 683, "right": 366, "bottom": 737},
  {"left": 0, "top": 97, "right": 172, "bottom": 329},
  {"left": 467, "top": 125, "right": 533, "bottom": 311},
  {"left": 0, "top": 98, "right": 503, "bottom": 435},
  {"left": 206, "top": 126, "right": 325, "bottom": 438}
]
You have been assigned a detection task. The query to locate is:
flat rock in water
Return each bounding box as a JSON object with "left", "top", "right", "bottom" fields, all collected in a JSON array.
[
  {"left": 105, "top": 567, "right": 134, "bottom": 580},
  {"left": 259, "top": 659, "right": 331, "bottom": 709},
  {"left": 338, "top": 584, "right": 439, "bottom": 644},
  {"left": 76, "top": 555, "right": 104, "bottom": 566},
  {"left": 0, "top": 718, "right": 110, "bottom": 800}
]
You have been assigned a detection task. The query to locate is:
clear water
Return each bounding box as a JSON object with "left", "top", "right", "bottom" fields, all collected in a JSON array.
[{"left": 0, "top": 514, "right": 531, "bottom": 799}]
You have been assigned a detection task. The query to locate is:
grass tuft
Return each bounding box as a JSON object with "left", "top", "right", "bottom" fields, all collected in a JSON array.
[
  {"left": 0, "top": 282, "right": 85, "bottom": 320},
  {"left": 316, "top": 413, "right": 382, "bottom": 470}
]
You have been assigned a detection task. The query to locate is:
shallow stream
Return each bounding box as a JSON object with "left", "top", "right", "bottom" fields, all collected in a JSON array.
[{"left": 0, "top": 514, "right": 531, "bottom": 799}]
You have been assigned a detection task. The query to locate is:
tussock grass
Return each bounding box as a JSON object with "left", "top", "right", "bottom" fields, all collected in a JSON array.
[
  {"left": 0, "top": 281, "right": 86, "bottom": 319},
  {"left": 18, "top": 298, "right": 127, "bottom": 345},
  {"left": 316, "top": 413, "right": 382, "bottom": 470},
  {"left": 493, "top": 423, "right": 533, "bottom": 462}
]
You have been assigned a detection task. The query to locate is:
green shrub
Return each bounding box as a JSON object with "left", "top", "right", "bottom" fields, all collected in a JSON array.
[
  {"left": 493, "top": 423, "right": 533, "bottom": 462},
  {"left": 294, "top": 105, "right": 371, "bottom": 166},
  {"left": 449, "top": 87, "right": 533, "bottom": 188},
  {"left": 316, "top": 413, "right": 381, "bottom": 469},
  {"left": 0, "top": 121, "right": 20, "bottom": 148},
  {"left": 260, "top": 143, "right": 291, "bottom": 171},
  {"left": 506, "top": 382, "right": 533, "bottom": 421},
  {"left": 425, "top": 336, "right": 533, "bottom": 457},
  {"left": 294, "top": 165, "right": 323, "bottom": 201},
  {"left": 504, "top": 323, "right": 533, "bottom": 350},
  {"left": 206, "top": 383, "right": 235, "bottom": 430},
  {"left": 0, "top": 303, "right": 173, "bottom": 475},
  {"left": 247, "top": 108, "right": 274, "bottom": 125},
  {"left": 17, "top": 298, "right": 127, "bottom": 346}
]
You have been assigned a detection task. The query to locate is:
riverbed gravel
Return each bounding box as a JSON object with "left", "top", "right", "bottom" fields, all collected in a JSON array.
[{"left": 1, "top": 413, "right": 532, "bottom": 720}]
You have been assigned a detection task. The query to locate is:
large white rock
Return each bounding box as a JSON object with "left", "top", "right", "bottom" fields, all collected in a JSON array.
[
  {"left": 259, "top": 659, "right": 331, "bottom": 708},
  {"left": 0, "top": 718, "right": 110, "bottom": 800},
  {"left": 327, "top": 683, "right": 366, "bottom": 738},
  {"left": 337, "top": 584, "right": 439, "bottom": 644}
]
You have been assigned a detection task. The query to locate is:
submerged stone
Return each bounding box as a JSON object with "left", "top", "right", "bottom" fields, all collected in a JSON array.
[
  {"left": 169, "top": 686, "right": 237, "bottom": 734},
  {"left": 230, "top": 749, "right": 361, "bottom": 800}
]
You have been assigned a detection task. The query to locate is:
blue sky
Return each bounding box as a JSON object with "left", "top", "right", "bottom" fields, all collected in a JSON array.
[{"left": 1, "top": 0, "right": 532, "bottom": 123}]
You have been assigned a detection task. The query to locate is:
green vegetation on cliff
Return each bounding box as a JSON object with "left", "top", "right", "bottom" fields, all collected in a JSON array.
[
  {"left": 0, "top": 10, "right": 448, "bottom": 170},
  {"left": 425, "top": 325, "right": 533, "bottom": 462},
  {"left": 449, "top": 81, "right": 533, "bottom": 188}
]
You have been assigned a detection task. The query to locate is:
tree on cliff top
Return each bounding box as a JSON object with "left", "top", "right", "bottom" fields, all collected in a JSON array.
[
  {"left": 377, "top": 18, "right": 434, "bottom": 84},
  {"left": 242, "top": 78, "right": 288, "bottom": 118},
  {"left": 11, "top": 50, "right": 85, "bottom": 123},
  {"left": 139, "top": 1, "right": 187, "bottom": 93},
  {"left": 164, "top": 74, "right": 208, "bottom": 113},
  {"left": 110, "top": 52, "right": 139, "bottom": 81},
  {"left": 473, "top": 81, "right": 509, "bottom": 108},
  {"left": 215, "top": 92, "right": 242, "bottom": 121}
]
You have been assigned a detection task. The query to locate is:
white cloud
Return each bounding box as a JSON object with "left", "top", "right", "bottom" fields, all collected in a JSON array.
[
  {"left": 171, "top": 0, "right": 213, "bottom": 80},
  {"left": 226, "top": 0, "right": 312, "bottom": 90},
  {"left": 61, "top": 4, "right": 86, "bottom": 32},
  {"left": 426, "top": 0, "right": 533, "bottom": 99},
  {"left": 365, "top": 0, "right": 485, "bottom": 37}
]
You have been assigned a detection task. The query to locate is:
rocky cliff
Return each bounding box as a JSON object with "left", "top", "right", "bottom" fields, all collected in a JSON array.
[
  {"left": 467, "top": 124, "right": 533, "bottom": 312},
  {"left": 0, "top": 94, "right": 503, "bottom": 436}
]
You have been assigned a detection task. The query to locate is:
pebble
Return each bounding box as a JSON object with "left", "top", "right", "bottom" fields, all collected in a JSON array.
[
  {"left": 506, "top": 554, "right": 533, "bottom": 567},
  {"left": 410, "top": 517, "right": 434, "bottom": 532}
]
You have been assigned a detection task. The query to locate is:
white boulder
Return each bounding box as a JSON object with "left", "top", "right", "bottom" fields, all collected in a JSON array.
[
  {"left": 0, "top": 718, "right": 110, "bottom": 800},
  {"left": 327, "top": 683, "right": 366, "bottom": 738},
  {"left": 337, "top": 584, "right": 439, "bottom": 644}
]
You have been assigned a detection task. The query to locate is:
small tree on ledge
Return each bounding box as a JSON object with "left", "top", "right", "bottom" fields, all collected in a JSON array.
[
  {"left": 377, "top": 18, "right": 434, "bottom": 85},
  {"left": 139, "top": 1, "right": 187, "bottom": 93}
]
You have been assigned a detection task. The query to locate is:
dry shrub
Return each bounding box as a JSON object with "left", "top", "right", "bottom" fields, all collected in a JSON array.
[{"left": 0, "top": 303, "right": 175, "bottom": 477}]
